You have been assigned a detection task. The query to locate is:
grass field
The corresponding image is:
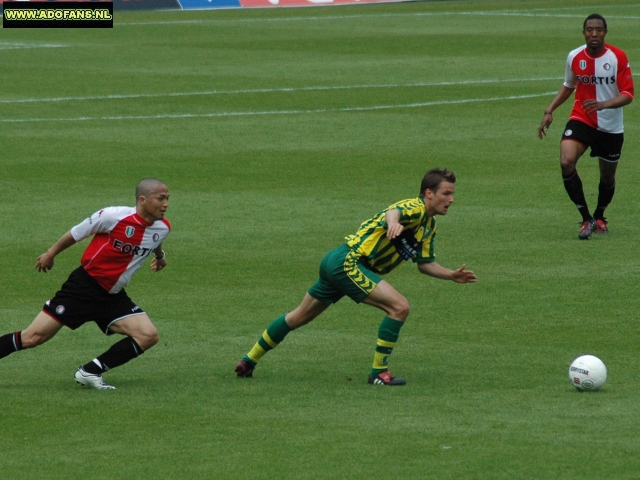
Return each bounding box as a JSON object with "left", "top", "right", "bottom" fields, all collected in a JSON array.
[{"left": 2, "top": 0, "right": 640, "bottom": 478}]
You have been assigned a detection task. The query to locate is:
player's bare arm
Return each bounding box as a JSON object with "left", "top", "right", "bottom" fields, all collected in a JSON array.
[
  {"left": 385, "top": 209, "right": 404, "bottom": 240},
  {"left": 538, "top": 86, "right": 575, "bottom": 139},
  {"left": 35, "top": 231, "right": 77, "bottom": 273},
  {"left": 150, "top": 244, "right": 167, "bottom": 272},
  {"left": 582, "top": 94, "right": 633, "bottom": 114},
  {"left": 418, "top": 261, "right": 477, "bottom": 283}
]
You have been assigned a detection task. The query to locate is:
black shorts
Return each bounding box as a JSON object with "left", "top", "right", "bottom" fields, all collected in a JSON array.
[
  {"left": 561, "top": 120, "right": 624, "bottom": 163},
  {"left": 42, "top": 267, "right": 145, "bottom": 335}
]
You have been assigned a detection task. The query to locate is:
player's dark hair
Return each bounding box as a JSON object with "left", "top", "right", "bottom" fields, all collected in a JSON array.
[
  {"left": 420, "top": 168, "right": 456, "bottom": 196},
  {"left": 136, "top": 178, "right": 166, "bottom": 201},
  {"left": 583, "top": 13, "right": 607, "bottom": 31}
]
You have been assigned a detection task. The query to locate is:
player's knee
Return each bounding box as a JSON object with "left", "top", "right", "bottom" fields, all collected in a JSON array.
[
  {"left": 135, "top": 325, "right": 159, "bottom": 351},
  {"left": 391, "top": 298, "right": 411, "bottom": 321},
  {"left": 600, "top": 172, "right": 616, "bottom": 187},
  {"left": 601, "top": 178, "right": 615, "bottom": 188},
  {"left": 559, "top": 159, "right": 576, "bottom": 176}
]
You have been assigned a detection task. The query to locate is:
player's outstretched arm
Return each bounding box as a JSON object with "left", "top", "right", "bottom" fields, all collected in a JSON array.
[
  {"left": 35, "top": 231, "right": 77, "bottom": 273},
  {"left": 418, "top": 262, "right": 477, "bottom": 283}
]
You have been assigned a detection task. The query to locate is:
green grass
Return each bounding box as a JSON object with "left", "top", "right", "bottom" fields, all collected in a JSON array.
[{"left": 2, "top": 0, "right": 640, "bottom": 478}]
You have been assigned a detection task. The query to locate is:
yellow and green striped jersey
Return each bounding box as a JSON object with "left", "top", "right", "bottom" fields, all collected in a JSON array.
[{"left": 345, "top": 197, "right": 436, "bottom": 274}]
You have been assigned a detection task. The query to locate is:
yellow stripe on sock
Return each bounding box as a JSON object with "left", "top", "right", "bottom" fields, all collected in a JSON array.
[
  {"left": 377, "top": 339, "right": 396, "bottom": 349},
  {"left": 247, "top": 344, "right": 267, "bottom": 363},
  {"left": 262, "top": 331, "right": 278, "bottom": 349}
]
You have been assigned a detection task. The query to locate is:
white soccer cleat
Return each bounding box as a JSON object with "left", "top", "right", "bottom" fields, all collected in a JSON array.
[{"left": 74, "top": 367, "right": 116, "bottom": 390}]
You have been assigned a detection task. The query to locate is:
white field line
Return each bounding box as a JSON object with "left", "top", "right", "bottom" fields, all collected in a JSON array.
[
  {"left": 115, "top": 10, "right": 640, "bottom": 26},
  {"left": 0, "top": 91, "right": 555, "bottom": 123},
  {"left": 0, "top": 43, "right": 68, "bottom": 50},
  {"left": 0, "top": 77, "right": 562, "bottom": 105}
]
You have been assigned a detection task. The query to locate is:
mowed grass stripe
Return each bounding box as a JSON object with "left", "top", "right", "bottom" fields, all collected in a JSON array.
[
  {"left": 0, "top": 76, "right": 563, "bottom": 105},
  {"left": 0, "top": 92, "right": 556, "bottom": 123}
]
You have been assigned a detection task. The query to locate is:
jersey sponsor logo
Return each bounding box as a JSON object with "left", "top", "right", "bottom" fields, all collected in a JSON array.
[
  {"left": 390, "top": 230, "right": 420, "bottom": 261},
  {"left": 579, "top": 60, "right": 587, "bottom": 70},
  {"left": 125, "top": 226, "right": 135, "bottom": 238},
  {"left": 113, "top": 239, "right": 154, "bottom": 257},
  {"left": 575, "top": 75, "right": 616, "bottom": 85}
]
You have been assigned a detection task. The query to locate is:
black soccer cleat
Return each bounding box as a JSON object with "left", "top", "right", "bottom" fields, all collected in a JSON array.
[
  {"left": 235, "top": 358, "right": 256, "bottom": 378},
  {"left": 578, "top": 219, "right": 596, "bottom": 240},
  {"left": 368, "top": 371, "right": 406, "bottom": 386}
]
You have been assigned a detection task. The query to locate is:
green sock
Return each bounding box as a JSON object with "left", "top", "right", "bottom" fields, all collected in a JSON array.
[
  {"left": 246, "top": 315, "right": 292, "bottom": 364},
  {"left": 371, "top": 316, "right": 404, "bottom": 376}
]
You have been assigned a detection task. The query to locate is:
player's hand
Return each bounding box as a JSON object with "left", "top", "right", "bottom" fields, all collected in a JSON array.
[
  {"left": 537, "top": 113, "right": 553, "bottom": 140},
  {"left": 451, "top": 264, "right": 477, "bottom": 283},
  {"left": 151, "top": 257, "right": 167, "bottom": 272},
  {"left": 582, "top": 99, "right": 601, "bottom": 114},
  {"left": 35, "top": 252, "right": 55, "bottom": 272},
  {"left": 386, "top": 222, "right": 404, "bottom": 240}
]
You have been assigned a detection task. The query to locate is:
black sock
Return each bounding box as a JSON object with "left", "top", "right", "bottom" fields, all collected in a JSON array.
[
  {"left": 593, "top": 181, "right": 615, "bottom": 220},
  {"left": 0, "top": 332, "right": 23, "bottom": 360},
  {"left": 563, "top": 171, "right": 592, "bottom": 222},
  {"left": 82, "top": 337, "right": 143, "bottom": 374}
]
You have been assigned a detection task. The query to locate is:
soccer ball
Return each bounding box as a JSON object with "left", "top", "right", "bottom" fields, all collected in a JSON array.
[{"left": 568, "top": 355, "right": 607, "bottom": 391}]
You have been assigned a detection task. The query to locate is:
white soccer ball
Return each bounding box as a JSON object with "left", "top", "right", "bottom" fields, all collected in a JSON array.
[{"left": 568, "top": 355, "right": 607, "bottom": 391}]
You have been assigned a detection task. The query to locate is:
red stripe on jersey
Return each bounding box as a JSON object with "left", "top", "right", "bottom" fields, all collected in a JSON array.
[
  {"left": 569, "top": 50, "right": 598, "bottom": 128},
  {"left": 612, "top": 45, "right": 634, "bottom": 99}
]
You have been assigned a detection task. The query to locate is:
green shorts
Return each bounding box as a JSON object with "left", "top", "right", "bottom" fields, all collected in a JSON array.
[{"left": 308, "top": 244, "right": 383, "bottom": 305}]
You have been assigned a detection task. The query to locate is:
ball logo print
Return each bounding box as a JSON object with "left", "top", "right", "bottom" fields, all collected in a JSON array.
[{"left": 568, "top": 355, "right": 607, "bottom": 391}]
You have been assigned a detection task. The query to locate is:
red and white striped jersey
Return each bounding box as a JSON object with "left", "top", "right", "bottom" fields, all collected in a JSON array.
[
  {"left": 564, "top": 44, "right": 634, "bottom": 133},
  {"left": 70, "top": 206, "right": 171, "bottom": 294}
]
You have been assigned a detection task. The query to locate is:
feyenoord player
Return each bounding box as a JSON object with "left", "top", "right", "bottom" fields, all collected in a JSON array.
[
  {"left": 0, "top": 179, "right": 170, "bottom": 390},
  {"left": 538, "top": 13, "right": 634, "bottom": 240}
]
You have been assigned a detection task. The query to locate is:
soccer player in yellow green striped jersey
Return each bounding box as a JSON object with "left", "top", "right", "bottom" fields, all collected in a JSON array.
[{"left": 235, "top": 168, "right": 477, "bottom": 386}]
